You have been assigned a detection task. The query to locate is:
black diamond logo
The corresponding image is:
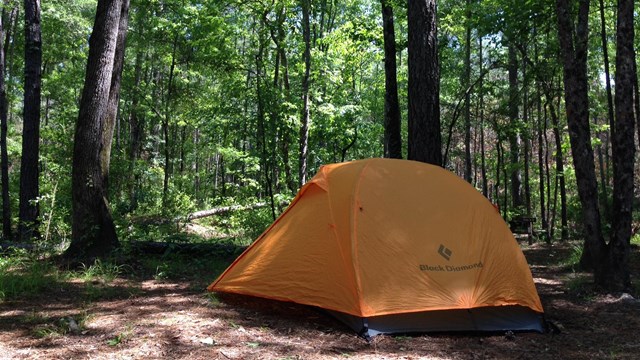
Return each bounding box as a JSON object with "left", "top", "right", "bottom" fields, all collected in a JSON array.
[{"left": 438, "top": 244, "right": 452, "bottom": 261}]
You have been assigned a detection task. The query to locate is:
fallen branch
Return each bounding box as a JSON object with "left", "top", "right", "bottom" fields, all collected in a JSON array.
[{"left": 183, "top": 202, "right": 269, "bottom": 222}]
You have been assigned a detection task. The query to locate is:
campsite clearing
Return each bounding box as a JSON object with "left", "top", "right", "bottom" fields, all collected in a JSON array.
[{"left": 0, "top": 242, "right": 638, "bottom": 359}]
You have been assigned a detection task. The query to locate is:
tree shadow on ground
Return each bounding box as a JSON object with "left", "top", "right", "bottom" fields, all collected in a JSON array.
[{"left": 1, "top": 242, "right": 639, "bottom": 359}]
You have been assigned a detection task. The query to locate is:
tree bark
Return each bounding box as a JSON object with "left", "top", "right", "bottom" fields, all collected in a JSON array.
[
  {"left": 548, "top": 101, "right": 568, "bottom": 240},
  {"left": 0, "top": 4, "right": 14, "bottom": 240},
  {"left": 597, "top": 0, "right": 613, "bottom": 220},
  {"left": 381, "top": 0, "right": 402, "bottom": 159},
  {"left": 299, "top": 0, "right": 311, "bottom": 185},
  {"left": 608, "top": 0, "right": 634, "bottom": 291},
  {"left": 128, "top": 50, "right": 144, "bottom": 210},
  {"left": 463, "top": 0, "right": 472, "bottom": 182},
  {"left": 100, "top": 0, "right": 129, "bottom": 190},
  {"left": 508, "top": 45, "right": 522, "bottom": 211},
  {"left": 407, "top": 0, "right": 441, "bottom": 165},
  {"left": 19, "top": 0, "right": 42, "bottom": 242},
  {"left": 66, "top": 0, "right": 124, "bottom": 262},
  {"left": 523, "top": 60, "right": 531, "bottom": 216},
  {"left": 556, "top": 0, "right": 607, "bottom": 281},
  {"left": 255, "top": 27, "right": 276, "bottom": 221},
  {"left": 634, "top": 57, "right": 640, "bottom": 153},
  {"left": 596, "top": 116, "right": 609, "bottom": 218},
  {"left": 479, "top": 38, "right": 488, "bottom": 198},
  {"left": 163, "top": 35, "right": 179, "bottom": 204},
  {"left": 536, "top": 86, "right": 548, "bottom": 240}
]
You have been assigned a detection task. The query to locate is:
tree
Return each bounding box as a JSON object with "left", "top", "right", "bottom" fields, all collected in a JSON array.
[
  {"left": 298, "top": 0, "right": 311, "bottom": 185},
  {"left": 462, "top": 0, "right": 471, "bottom": 181},
  {"left": 65, "top": 0, "right": 127, "bottom": 262},
  {"left": 407, "top": 0, "right": 441, "bottom": 165},
  {"left": 20, "top": 0, "right": 42, "bottom": 242},
  {"left": 100, "top": 0, "right": 130, "bottom": 190},
  {"left": 507, "top": 45, "right": 522, "bottom": 210},
  {"left": 381, "top": 0, "right": 402, "bottom": 159},
  {"left": 608, "top": 0, "right": 634, "bottom": 291},
  {"left": 0, "top": 2, "right": 16, "bottom": 240},
  {"left": 555, "top": 0, "right": 607, "bottom": 281}
]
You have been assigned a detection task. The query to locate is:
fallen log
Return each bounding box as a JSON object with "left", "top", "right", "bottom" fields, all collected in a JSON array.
[{"left": 183, "top": 202, "right": 269, "bottom": 222}]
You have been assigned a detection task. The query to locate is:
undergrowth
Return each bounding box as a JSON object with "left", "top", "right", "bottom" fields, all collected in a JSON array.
[{"left": 0, "top": 250, "right": 59, "bottom": 301}]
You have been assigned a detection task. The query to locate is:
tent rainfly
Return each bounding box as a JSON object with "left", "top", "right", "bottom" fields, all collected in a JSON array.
[{"left": 208, "top": 158, "right": 545, "bottom": 337}]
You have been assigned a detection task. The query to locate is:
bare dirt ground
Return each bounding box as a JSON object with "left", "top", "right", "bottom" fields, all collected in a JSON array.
[{"left": 1, "top": 242, "right": 639, "bottom": 360}]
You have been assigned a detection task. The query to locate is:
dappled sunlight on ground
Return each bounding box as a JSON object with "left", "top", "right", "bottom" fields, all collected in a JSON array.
[{"left": 0, "top": 242, "right": 639, "bottom": 359}]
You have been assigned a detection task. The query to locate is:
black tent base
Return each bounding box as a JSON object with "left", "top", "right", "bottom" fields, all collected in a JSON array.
[{"left": 327, "top": 305, "right": 545, "bottom": 337}]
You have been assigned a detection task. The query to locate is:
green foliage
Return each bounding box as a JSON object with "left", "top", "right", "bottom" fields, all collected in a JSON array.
[
  {"left": 562, "top": 242, "right": 584, "bottom": 270},
  {"left": 0, "top": 0, "right": 631, "bottom": 285},
  {"left": 74, "top": 259, "right": 126, "bottom": 283},
  {"left": 0, "top": 251, "right": 59, "bottom": 301},
  {"left": 107, "top": 324, "right": 134, "bottom": 346}
]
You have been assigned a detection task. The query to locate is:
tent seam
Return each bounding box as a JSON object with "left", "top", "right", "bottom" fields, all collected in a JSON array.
[
  {"left": 351, "top": 159, "right": 374, "bottom": 316},
  {"left": 208, "top": 180, "right": 323, "bottom": 290},
  {"left": 323, "top": 166, "right": 361, "bottom": 316}
]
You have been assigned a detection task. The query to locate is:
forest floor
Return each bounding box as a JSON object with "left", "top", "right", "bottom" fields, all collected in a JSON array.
[{"left": 1, "top": 240, "right": 639, "bottom": 360}]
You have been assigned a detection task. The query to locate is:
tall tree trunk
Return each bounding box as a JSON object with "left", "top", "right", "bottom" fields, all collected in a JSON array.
[
  {"left": 20, "top": 0, "right": 42, "bottom": 242},
  {"left": 544, "top": 104, "right": 552, "bottom": 235},
  {"left": 496, "top": 135, "right": 503, "bottom": 211},
  {"left": 5, "top": 6, "right": 16, "bottom": 125},
  {"left": 596, "top": 116, "right": 609, "bottom": 218},
  {"left": 536, "top": 89, "right": 548, "bottom": 240},
  {"left": 163, "top": 36, "right": 178, "bottom": 204},
  {"left": 193, "top": 128, "right": 200, "bottom": 201},
  {"left": 608, "top": 0, "right": 634, "bottom": 291},
  {"left": 634, "top": 55, "right": 640, "bottom": 153},
  {"left": 66, "top": 0, "right": 124, "bottom": 262},
  {"left": 0, "top": 4, "right": 14, "bottom": 240},
  {"left": 548, "top": 101, "right": 568, "bottom": 240},
  {"left": 597, "top": 0, "right": 613, "bottom": 220},
  {"left": 537, "top": 102, "right": 548, "bottom": 239},
  {"left": 299, "top": 0, "right": 311, "bottom": 186},
  {"left": 479, "top": 37, "right": 488, "bottom": 198},
  {"left": 381, "top": 0, "right": 402, "bottom": 159},
  {"left": 128, "top": 50, "right": 144, "bottom": 210},
  {"left": 508, "top": 45, "right": 522, "bottom": 211},
  {"left": 463, "top": 0, "right": 472, "bottom": 182},
  {"left": 100, "top": 0, "right": 129, "bottom": 190},
  {"left": 407, "top": 0, "right": 441, "bottom": 165},
  {"left": 523, "top": 59, "right": 531, "bottom": 216},
  {"left": 556, "top": 0, "right": 607, "bottom": 281},
  {"left": 255, "top": 28, "right": 276, "bottom": 221}
]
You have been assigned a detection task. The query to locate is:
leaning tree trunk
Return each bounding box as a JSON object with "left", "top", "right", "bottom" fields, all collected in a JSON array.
[
  {"left": 66, "top": 0, "right": 124, "bottom": 262},
  {"left": 608, "top": 0, "right": 635, "bottom": 291},
  {"left": 407, "top": 0, "right": 441, "bottom": 166},
  {"left": 19, "top": 0, "right": 42, "bottom": 242},
  {"left": 556, "top": 0, "right": 607, "bottom": 282},
  {"left": 381, "top": 0, "right": 402, "bottom": 159}
]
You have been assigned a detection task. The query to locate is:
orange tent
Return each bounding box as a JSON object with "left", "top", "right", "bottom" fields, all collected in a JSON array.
[{"left": 208, "top": 158, "right": 544, "bottom": 336}]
